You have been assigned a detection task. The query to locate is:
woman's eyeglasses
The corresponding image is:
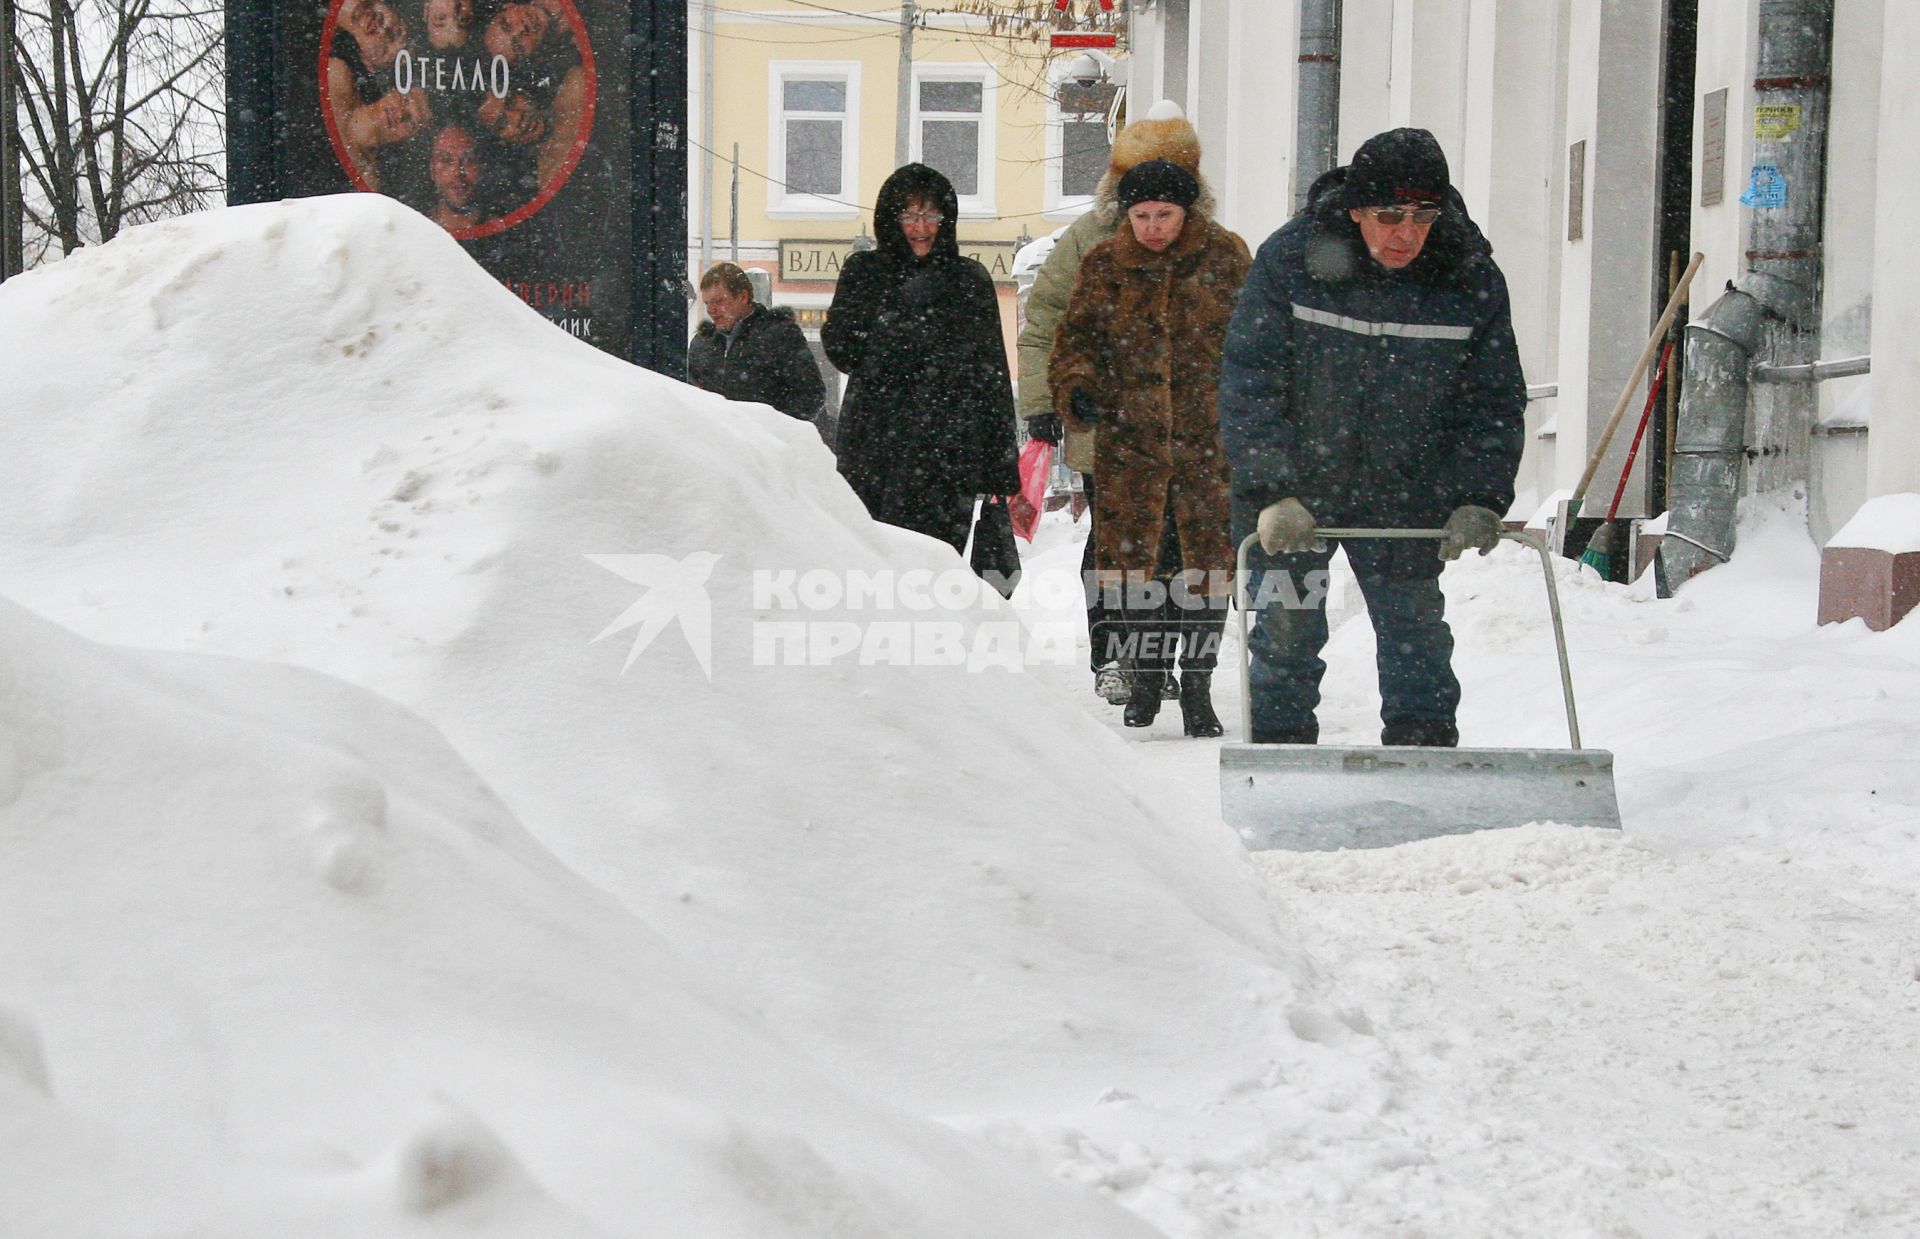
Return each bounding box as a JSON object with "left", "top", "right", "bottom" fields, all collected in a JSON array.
[
  {"left": 1365, "top": 205, "right": 1442, "bottom": 226},
  {"left": 900, "top": 210, "right": 945, "bottom": 226}
]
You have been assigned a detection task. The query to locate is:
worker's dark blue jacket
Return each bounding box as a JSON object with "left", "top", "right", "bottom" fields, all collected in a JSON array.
[{"left": 1220, "top": 170, "right": 1527, "bottom": 528}]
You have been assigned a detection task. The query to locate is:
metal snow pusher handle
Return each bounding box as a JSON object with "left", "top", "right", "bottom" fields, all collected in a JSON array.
[{"left": 1233, "top": 528, "right": 1583, "bottom": 749}]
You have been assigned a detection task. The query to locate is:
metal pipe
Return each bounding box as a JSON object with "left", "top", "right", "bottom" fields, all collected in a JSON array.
[
  {"left": 1658, "top": 285, "right": 1766, "bottom": 591},
  {"left": 1743, "top": 0, "right": 1834, "bottom": 492},
  {"left": 1293, "top": 0, "right": 1341, "bottom": 215},
  {"left": 1657, "top": 0, "right": 1834, "bottom": 595},
  {"left": 1752, "top": 354, "right": 1869, "bottom": 382}
]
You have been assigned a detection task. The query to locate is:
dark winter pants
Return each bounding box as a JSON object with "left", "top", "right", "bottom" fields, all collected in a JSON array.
[
  {"left": 1095, "top": 488, "right": 1226, "bottom": 675},
  {"left": 1239, "top": 533, "right": 1460, "bottom": 737}
]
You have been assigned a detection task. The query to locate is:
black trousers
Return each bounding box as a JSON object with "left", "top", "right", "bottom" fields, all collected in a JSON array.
[{"left": 1088, "top": 483, "right": 1226, "bottom": 674}]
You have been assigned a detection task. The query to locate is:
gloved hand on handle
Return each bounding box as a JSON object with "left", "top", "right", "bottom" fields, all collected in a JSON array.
[
  {"left": 1439, "top": 505, "right": 1503, "bottom": 561},
  {"left": 1256, "top": 498, "right": 1318, "bottom": 555}
]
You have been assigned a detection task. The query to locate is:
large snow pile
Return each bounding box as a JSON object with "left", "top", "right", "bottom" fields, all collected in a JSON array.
[
  {"left": 0, "top": 596, "right": 1165, "bottom": 1235},
  {"left": 0, "top": 197, "right": 1374, "bottom": 1227}
]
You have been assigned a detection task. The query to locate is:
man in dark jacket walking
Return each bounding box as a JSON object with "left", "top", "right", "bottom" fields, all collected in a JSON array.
[
  {"left": 1220, "top": 128, "right": 1527, "bottom": 747},
  {"left": 687, "top": 262, "right": 826, "bottom": 423}
]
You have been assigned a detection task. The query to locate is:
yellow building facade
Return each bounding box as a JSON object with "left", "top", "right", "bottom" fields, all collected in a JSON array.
[{"left": 687, "top": 1, "right": 1121, "bottom": 417}]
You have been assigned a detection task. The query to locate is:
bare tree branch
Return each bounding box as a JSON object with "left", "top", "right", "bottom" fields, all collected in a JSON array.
[{"left": 8, "top": 0, "right": 223, "bottom": 259}]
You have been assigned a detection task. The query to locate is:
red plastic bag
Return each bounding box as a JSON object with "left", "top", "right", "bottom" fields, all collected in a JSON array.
[{"left": 1009, "top": 438, "right": 1053, "bottom": 542}]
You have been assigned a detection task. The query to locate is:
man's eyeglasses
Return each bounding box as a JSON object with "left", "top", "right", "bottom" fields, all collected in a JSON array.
[
  {"left": 900, "top": 210, "right": 945, "bottom": 226},
  {"left": 1365, "top": 205, "right": 1442, "bottom": 227}
]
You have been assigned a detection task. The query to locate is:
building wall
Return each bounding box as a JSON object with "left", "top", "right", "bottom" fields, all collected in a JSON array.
[
  {"left": 1129, "top": 0, "right": 1914, "bottom": 544},
  {"left": 1474, "top": 0, "right": 1569, "bottom": 517},
  {"left": 692, "top": 1, "right": 1094, "bottom": 373},
  {"left": 1208, "top": 1, "right": 1297, "bottom": 246},
  {"left": 1689, "top": 0, "right": 1758, "bottom": 303},
  {"left": 1808, "top": 0, "right": 1881, "bottom": 542},
  {"left": 1555, "top": 0, "right": 1662, "bottom": 512},
  {"left": 1867, "top": 0, "right": 1920, "bottom": 497}
]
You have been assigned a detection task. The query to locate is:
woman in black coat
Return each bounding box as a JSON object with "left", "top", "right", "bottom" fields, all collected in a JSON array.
[{"left": 823, "top": 163, "right": 1020, "bottom": 550}]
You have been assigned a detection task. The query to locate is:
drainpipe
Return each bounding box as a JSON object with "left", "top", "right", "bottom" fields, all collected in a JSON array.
[
  {"left": 1293, "top": 0, "right": 1341, "bottom": 215},
  {"left": 1657, "top": 0, "right": 1832, "bottom": 596}
]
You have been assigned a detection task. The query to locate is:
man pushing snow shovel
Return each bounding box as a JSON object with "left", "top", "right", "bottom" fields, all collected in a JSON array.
[{"left": 1220, "top": 128, "right": 1527, "bottom": 747}]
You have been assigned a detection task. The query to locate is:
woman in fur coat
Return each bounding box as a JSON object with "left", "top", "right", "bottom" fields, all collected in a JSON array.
[
  {"left": 1017, "top": 101, "right": 1207, "bottom": 703},
  {"left": 824, "top": 163, "right": 1020, "bottom": 551},
  {"left": 1049, "top": 159, "right": 1251, "bottom": 736}
]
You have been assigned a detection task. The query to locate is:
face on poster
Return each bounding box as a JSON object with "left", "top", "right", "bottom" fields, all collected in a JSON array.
[{"left": 318, "top": 0, "right": 598, "bottom": 241}]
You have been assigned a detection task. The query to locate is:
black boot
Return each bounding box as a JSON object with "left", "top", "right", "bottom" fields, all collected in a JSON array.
[
  {"left": 1178, "top": 671, "right": 1223, "bottom": 738},
  {"left": 1123, "top": 669, "right": 1165, "bottom": 727}
]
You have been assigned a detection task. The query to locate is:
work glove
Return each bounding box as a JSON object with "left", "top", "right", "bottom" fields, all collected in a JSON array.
[
  {"left": 1026, "top": 413, "right": 1063, "bottom": 444},
  {"left": 1257, "top": 498, "right": 1318, "bottom": 555},
  {"left": 1067, "top": 388, "right": 1101, "bottom": 426},
  {"left": 1439, "top": 504, "right": 1503, "bottom": 561}
]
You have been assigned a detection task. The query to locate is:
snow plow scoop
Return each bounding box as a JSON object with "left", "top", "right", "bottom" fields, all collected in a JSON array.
[{"left": 1222, "top": 529, "right": 1621, "bottom": 852}]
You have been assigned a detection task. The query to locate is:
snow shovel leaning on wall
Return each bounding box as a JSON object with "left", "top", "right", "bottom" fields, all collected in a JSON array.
[{"left": 1221, "top": 528, "right": 1622, "bottom": 852}]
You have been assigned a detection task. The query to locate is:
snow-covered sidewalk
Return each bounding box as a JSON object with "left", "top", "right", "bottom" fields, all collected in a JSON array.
[{"left": 1002, "top": 502, "right": 1920, "bottom": 1237}]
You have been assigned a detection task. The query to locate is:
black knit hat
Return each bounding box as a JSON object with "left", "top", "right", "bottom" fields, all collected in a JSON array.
[
  {"left": 1343, "top": 128, "right": 1450, "bottom": 208},
  {"left": 1116, "top": 159, "right": 1201, "bottom": 211}
]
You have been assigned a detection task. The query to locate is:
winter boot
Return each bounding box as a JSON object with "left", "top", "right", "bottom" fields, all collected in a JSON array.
[
  {"left": 1250, "top": 723, "right": 1318, "bottom": 745},
  {"left": 1123, "top": 669, "right": 1166, "bottom": 727},
  {"left": 1381, "top": 718, "right": 1459, "bottom": 747},
  {"left": 1178, "top": 670, "right": 1224, "bottom": 738},
  {"left": 1094, "top": 665, "right": 1131, "bottom": 704}
]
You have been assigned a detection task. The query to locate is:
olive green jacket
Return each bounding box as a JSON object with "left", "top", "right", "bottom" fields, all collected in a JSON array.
[{"left": 1017, "top": 206, "right": 1115, "bottom": 474}]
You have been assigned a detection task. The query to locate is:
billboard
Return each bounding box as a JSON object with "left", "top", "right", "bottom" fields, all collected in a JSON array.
[{"left": 231, "top": 0, "right": 686, "bottom": 370}]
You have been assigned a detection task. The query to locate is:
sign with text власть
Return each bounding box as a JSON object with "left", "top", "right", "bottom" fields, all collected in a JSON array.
[{"left": 780, "top": 239, "right": 1020, "bottom": 286}]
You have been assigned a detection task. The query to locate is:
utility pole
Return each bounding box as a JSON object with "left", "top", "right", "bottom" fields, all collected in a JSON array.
[
  {"left": 1, "top": 0, "right": 22, "bottom": 278},
  {"left": 894, "top": 1, "right": 916, "bottom": 168},
  {"left": 700, "top": 0, "right": 714, "bottom": 276}
]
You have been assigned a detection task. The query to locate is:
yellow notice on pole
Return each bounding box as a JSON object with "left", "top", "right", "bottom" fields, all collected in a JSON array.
[{"left": 1755, "top": 104, "right": 1803, "bottom": 140}]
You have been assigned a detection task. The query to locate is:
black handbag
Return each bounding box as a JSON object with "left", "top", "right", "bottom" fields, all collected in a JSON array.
[{"left": 968, "top": 497, "right": 1022, "bottom": 599}]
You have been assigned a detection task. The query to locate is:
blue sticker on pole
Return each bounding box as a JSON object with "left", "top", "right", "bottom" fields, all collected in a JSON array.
[{"left": 1740, "top": 163, "right": 1788, "bottom": 208}]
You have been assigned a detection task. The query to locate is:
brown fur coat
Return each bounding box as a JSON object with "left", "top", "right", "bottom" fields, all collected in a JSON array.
[{"left": 1049, "top": 212, "right": 1251, "bottom": 584}]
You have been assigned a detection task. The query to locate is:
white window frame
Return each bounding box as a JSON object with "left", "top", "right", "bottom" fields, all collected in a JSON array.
[
  {"left": 910, "top": 65, "right": 996, "bottom": 218},
  {"left": 767, "top": 61, "right": 861, "bottom": 219},
  {"left": 1045, "top": 64, "right": 1114, "bottom": 218}
]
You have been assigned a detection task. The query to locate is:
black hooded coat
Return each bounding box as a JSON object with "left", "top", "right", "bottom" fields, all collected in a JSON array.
[
  {"left": 1219, "top": 166, "right": 1527, "bottom": 532},
  {"left": 823, "top": 164, "right": 1020, "bottom": 539}
]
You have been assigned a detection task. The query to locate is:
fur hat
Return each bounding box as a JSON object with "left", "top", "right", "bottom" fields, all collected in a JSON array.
[
  {"left": 1117, "top": 159, "right": 1200, "bottom": 211},
  {"left": 1109, "top": 100, "right": 1202, "bottom": 176}
]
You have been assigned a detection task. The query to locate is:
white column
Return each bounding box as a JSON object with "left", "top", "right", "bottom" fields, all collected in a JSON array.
[
  {"left": 1211, "top": 0, "right": 1298, "bottom": 243},
  {"left": 1405, "top": 0, "right": 1469, "bottom": 163},
  {"left": 1806, "top": 0, "right": 1880, "bottom": 541},
  {"left": 1689, "top": 0, "right": 1759, "bottom": 309},
  {"left": 1127, "top": 6, "right": 1167, "bottom": 120},
  {"left": 1867, "top": 0, "right": 1920, "bottom": 496},
  {"left": 1553, "top": 0, "right": 1662, "bottom": 507},
  {"left": 1470, "top": 0, "right": 1568, "bottom": 516},
  {"left": 1338, "top": 0, "right": 1395, "bottom": 158}
]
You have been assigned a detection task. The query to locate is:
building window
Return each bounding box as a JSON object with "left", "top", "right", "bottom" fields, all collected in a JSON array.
[
  {"left": 912, "top": 69, "right": 995, "bottom": 215},
  {"left": 769, "top": 62, "right": 860, "bottom": 216},
  {"left": 1047, "top": 77, "right": 1116, "bottom": 215}
]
